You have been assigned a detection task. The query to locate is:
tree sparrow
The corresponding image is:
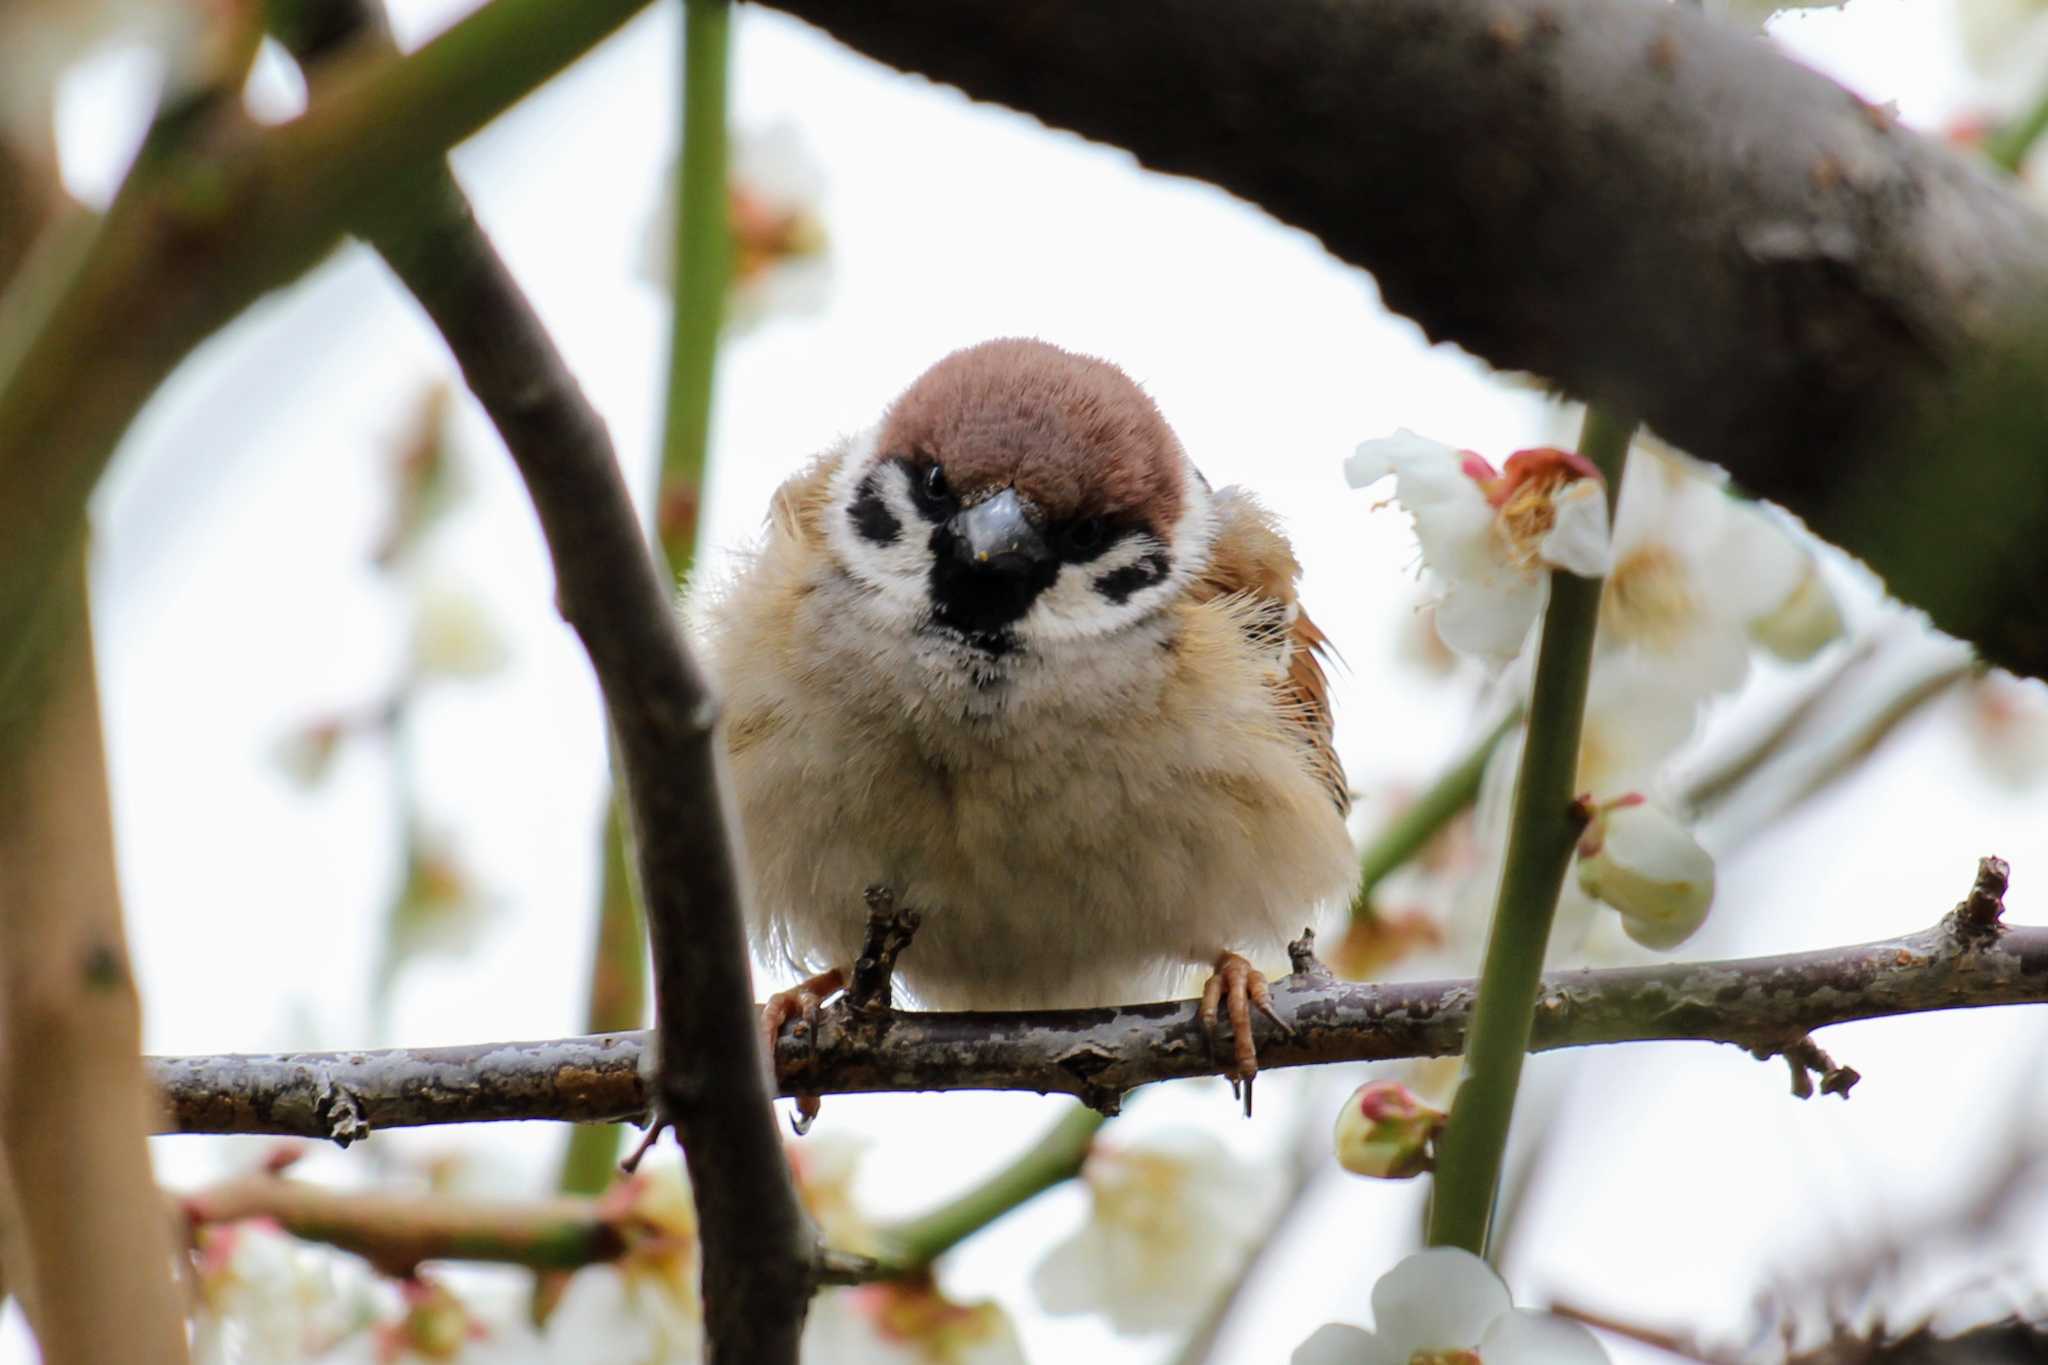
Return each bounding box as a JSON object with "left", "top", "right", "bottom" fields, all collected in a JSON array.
[{"left": 702, "top": 339, "right": 1356, "bottom": 1107}]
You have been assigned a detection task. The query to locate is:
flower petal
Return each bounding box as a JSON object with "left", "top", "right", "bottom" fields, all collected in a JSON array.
[
  {"left": 1578, "top": 801, "right": 1715, "bottom": 950},
  {"left": 1346, "top": 430, "right": 1455, "bottom": 489},
  {"left": 1541, "top": 480, "right": 1613, "bottom": 578},
  {"left": 1292, "top": 1322, "right": 1410, "bottom": 1365},
  {"left": 1435, "top": 578, "right": 1545, "bottom": 669},
  {"left": 1368, "top": 1247, "right": 1510, "bottom": 1353},
  {"left": 1478, "top": 1309, "right": 1614, "bottom": 1363}
]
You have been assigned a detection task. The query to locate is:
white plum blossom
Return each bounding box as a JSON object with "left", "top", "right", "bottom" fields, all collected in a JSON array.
[
  {"left": 1598, "top": 449, "right": 1840, "bottom": 699},
  {"left": 1032, "top": 1130, "right": 1280, "bottom": 1334},
  {"left": 190, "top": 1219, "right": 379, "bottom": 1365},
  {"left": 1293, "top": 1248, "right": 1609, "bottom": 1365},
  {"left": 642, "top": 121, "right": 832, "bottom": 332},
  {"left": 802, "top": 1284, "right": 1027, "bottom": 1365},
  {"left": 1576, "top": 798, "right": 1715, "bottom": 950},
  {"left": 1348, "top": 431, "right": 1611, "bottom": 667},
  {"left": 1467, "top": 657, "right": 1715, "bottom": 959},
  {"left": 410, "top": 582, "right": 509, "bottom": 681}
]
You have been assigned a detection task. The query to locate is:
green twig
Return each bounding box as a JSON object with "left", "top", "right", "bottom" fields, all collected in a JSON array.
[
  {"left": 1351, "top": 710, "right": 1519, "bottom": 921},
  {"left": 871, "top": 1104, "right": 1105, "bottom": 1271},
  {"left": 556, "top": 800, "right": 649, "bottom": 1195},
  {"left": 0, "top": 0, "right": 657, "bottom": 740},
  {"left": 657, "top": 0, "right": 732, "bottom": 581},
  {"left": 1424, "top": 406, "right": 1633, "bottom": 1256},
  {"left": 1986, "top": 83, "right": 2048, "bottom": 175}
]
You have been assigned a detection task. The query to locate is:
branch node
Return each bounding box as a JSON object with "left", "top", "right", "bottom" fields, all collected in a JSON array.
[
  {"left": 1950, "top": 854, "right": 2012, "bottom": 936},
  {"left": 847, "top": 886, "right": 921, "bottom": 1015},
  {"left": 314, "top": 1071, "right": 370, "bottom": 1147},
  {"left": 1286, "top": 926, "right": 1333, "bottom": 983},
  {"left": 1761, "top": 1035, "right": 1861, "bottom": 1100}
]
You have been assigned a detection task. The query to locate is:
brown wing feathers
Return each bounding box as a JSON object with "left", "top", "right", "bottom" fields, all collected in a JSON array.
[{"left": 1196, "top": 490, "right": 1349, "bottom": 814}]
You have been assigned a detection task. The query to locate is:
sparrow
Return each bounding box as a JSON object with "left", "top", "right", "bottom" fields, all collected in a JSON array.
[{"left": 701, "top": 338, "right": 1356, "bottom": 1110}]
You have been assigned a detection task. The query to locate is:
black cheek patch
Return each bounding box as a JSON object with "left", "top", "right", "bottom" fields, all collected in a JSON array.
[
  {"left": 1094, "top": 552, "right": 1171, "bottom": 605},
  {"left": 847, "top": 472, "right": 900, "bottom": 545}
]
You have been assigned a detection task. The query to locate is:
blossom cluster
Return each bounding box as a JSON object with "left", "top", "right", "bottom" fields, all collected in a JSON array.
[{"left": 1348, "top": 428, "right": 1843, "bottom": 955}]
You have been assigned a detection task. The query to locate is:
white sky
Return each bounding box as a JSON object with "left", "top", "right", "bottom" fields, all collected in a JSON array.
[{"left": 12, "top": 1, "right": 2048, "bottom": 1361}]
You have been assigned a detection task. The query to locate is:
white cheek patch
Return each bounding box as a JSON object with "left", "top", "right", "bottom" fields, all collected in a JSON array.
[
  {"left": 823, "top": 426, "right": 937, "bottom": 619},
  {"left": 1020, "top": 464, "right": 1219, "bottom": 644}
]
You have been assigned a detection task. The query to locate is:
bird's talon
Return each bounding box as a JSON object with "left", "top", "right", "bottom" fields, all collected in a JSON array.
[
  {"left": 1201, "top": 951, "right": 1278, "bottom": 1114},
  {"left": 762, "top": 968, "right": 847, "bottom": 1131}
]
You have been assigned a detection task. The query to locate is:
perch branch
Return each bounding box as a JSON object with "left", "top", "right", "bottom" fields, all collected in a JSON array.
[
  {"left": 150, "top": 861, "right": 2044, "bottom": 1130},
  {"left": 757, "top": 0, "right": 2048, "bottom": 679}
]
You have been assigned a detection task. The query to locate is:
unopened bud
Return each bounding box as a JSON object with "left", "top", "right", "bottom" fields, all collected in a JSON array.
[
  {"left": 1577, "top": 800, "right": 1714, "bottom": 950},
  {"left": 1333, "top": 1082, "right": 1443, "bottom": 1179}
]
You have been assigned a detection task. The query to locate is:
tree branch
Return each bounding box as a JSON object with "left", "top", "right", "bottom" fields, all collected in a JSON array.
[
  {"left": 754, "top": 0, "right": 2048, "bottom": 678},
  {"left": 150, "top": 868, "right": 2045, "bottom": 1132},
  {"left": 272, "top": 3, "right": 812, "bottom": 1354},
  {"left": 0, "top": 555, "right": 189, "bottom": 1362},
  {"left": 326, "top": 97, "right": 813, "bottom": 1365},
  {"left": 0, "top": 0, "right": 657, "bottom": 739}
]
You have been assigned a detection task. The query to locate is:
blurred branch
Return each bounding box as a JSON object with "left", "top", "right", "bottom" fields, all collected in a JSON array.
[
  {"left": 756, "top": 0, "right": 2048, "bottom": 680},
  {"left": 1428, "top": 406, "right": 1630, "bottom": 1256},
  {"left": 0, "top": 0, "right": 657, "bottom": 739},
  {"left": 1351, "top": 710, "right": 1516, "bottom": 920},
  {"left": 656, "top": 0, "right": 732, "bottom": 579},
  {"left": 151, "top": 859, "right": 2046, "bottom": 1127},
  {"left": 181, "top": 1173, "right": 630, "bottom": 1278},
  {"left": 0, "top": 556, "right": 189, "bottom": 1363},
  {"left": 871, "top": 1102, "right": 1104, "bottom": 1271}
]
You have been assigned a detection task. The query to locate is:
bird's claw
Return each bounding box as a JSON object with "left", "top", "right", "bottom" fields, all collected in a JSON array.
[
  {"left": 762, "top": 967, "right": 847, "bottom": 1132},
  {"left": 1200, "top": 951, "right": 1292, "bottom": 1117}
]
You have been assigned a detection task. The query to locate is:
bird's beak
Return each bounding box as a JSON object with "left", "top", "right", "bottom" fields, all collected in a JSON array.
[{"left": 951, "top": 488, "right": 1050, "bottom": 575}]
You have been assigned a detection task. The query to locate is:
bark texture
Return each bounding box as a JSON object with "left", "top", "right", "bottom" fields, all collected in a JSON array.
[{"left": 757, "top": 0, "right": 2048, "bottom": 675}]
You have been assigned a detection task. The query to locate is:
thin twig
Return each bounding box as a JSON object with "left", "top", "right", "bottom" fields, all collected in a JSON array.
[{"left": 150, "top": 875, "right": 2042, "bottom": 1133}]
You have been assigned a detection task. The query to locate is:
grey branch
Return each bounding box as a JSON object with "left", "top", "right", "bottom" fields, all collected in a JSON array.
[
  {"left": 755, "top": 0, "right": 2048, "bottom": 680},
  {"left": 273, "top": 6, "right": 814, "bottom": 1358},
  {"left": 151, "top": 902, "right": 2048, "bottom": 1134}
]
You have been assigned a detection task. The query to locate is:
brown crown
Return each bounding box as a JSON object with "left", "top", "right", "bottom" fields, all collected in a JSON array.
[{"left": 877, "top": 338, "right": 1186, "bottom": 528}]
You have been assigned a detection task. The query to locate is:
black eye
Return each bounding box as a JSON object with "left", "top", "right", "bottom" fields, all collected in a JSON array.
[
  {"left": 922, "top": 463, "right": 949, "bottom": 502},
  {"left": 1053, "top": 515, "right": 1115, "bottom": 561}
]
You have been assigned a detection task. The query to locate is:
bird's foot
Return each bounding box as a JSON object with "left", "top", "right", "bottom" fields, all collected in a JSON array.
[
  {"left": 1200, "top": 950, "right": 1294, "bottom": 1117},
  {"left": 762, "top": 967, "right": 847, "bottom": 1135}
]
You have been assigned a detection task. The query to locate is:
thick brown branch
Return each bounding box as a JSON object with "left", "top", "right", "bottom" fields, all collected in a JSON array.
[
  {"left": 151, "top": 915, "right": 2048, "bottom": 1132},
  {"left": 755, "top": 0, "right": 2048, "bottom": 678},
  {"left": 273, "top": 7, "right": 813, "bottom": 1357}
]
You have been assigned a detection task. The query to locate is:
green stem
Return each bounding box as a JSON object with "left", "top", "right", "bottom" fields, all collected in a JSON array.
[
  {"left": 1423, "top": 406, "right": 1633, "bottom": 1256},
  {"left": 1350, "top": 710, "right": 1519, "bottom": 921},
  {"left": 657, "top": 0, "right": 732, "bottom": 581},
  {"left": 555, "top": 799, "right": 649, "bottom": 1195},
  {"left": 1987, "top": 82, "right": 2048, "bottom": 175},
  {"left": 873, "top": 1104, "right": 1106, "bottom": 1270}
]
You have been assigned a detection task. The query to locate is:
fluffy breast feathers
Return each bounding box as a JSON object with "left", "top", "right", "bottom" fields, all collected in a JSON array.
[{"left": 699, "top": 440, "right": 1357, "bottom": 1008}]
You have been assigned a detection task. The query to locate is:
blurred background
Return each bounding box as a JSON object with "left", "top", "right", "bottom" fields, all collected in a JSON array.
[{"left": 7, "top": 0, "right": 2048, "bottom": 1359}]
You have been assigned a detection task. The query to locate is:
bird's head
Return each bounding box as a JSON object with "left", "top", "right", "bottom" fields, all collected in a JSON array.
[{"left": 825, "top": 338, "right": 1211, "bottom": 654}]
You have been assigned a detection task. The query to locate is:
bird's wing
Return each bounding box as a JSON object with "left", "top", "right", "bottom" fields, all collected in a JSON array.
[{"left": 1193, "top": 487, "right": 1348, "bottom": 814}]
